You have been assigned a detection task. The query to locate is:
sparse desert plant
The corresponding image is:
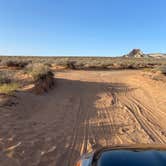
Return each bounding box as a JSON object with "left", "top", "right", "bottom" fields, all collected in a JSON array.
[
  {"left": 158, "top": 65, "right": 166, "bottom": 75},
  {"left": 0, "top": 71, "right": 19, "bottom": 95},
  {"left": 27, "top": 63, "right": 55, "bottom": 94},
  {"left": 0, "top": 71, "right": 11, "bottom": 84},
  {"left": 66, "top": 61, "right": 76, "bottom": 69},
  {"left": 43, "top": 62, "right": 52, "bottom": 67},
  {"left": 26, "top": 63, "right": 50, "bottom": 80}
]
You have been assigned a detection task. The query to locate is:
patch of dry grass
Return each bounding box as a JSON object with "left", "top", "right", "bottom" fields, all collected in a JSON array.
[
  {"left": 0, "top": 71, "right": 19, "bottom": 94},
  {"left": 0, "top": 83, "right": 19, "bottom": 94}
]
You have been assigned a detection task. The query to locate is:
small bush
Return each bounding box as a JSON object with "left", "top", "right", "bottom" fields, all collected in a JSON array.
[
  {"left": 26, "top": 63, "right": 50, "bottom": 80},
  {"left": 27, "top": 63, "right": 55, "bottom": 94},
  {"left": 67, "top": 61, "right": 76, "bottom": 69},
  {"left": 158, "top": 65, "right": 166, "bottom": 75},
  {"left": 0, "top": 72, "right": 11, "bottom": 84}
]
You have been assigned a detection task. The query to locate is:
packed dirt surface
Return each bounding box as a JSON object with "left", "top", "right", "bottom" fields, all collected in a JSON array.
[{"left": 0, "top": 70, "right": 166, "bottom": 166}]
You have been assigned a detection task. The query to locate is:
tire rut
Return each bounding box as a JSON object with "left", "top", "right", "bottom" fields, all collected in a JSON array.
[
  {"left": 114, "top": 90, "right": 166, "bottom": 144},
  {"left": 65, "top": 98, "right": 82, "bottom": 166}
]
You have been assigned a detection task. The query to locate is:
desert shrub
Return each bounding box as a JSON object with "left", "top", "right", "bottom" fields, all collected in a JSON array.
[
  {"left": 1, "top": 60, "right": 29, "bottom": 68},
  {"left": 27, "top": 63, "right": 55, "bottom": 94},
  {"left": 93, "top": 62, "right": 110, "bottom": 69},
  {"left": 66, "top": 61, "right": 76, "bottom": 69},
  {"left": 0, "top": 71, "right": 19, "bottom": 95},
  {"left": 43, "top": 62, "right": 52, "bottom": 67},
  {"left": 158, "top": 65, "right": 166, "bottom": 75},
  {"left": 26, "top": 63, "right": 50, "bottom": 80},
  {"left": 126, "top": 64, "right": 137, "bottom": 69},
  {"left": 0, "top": 72, "right": 11, "bottom": 84}
]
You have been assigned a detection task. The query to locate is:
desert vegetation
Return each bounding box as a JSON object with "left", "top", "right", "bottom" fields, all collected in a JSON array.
[
  {"left": 0, "top": 59, "right": 29, "bottom": 69},
  {"left": 0, "top": 71, "right": 19, "bottom": 95},
  {"left": 26, "top": 63, "right": 55, "bottom": 94},
  {"left": 158, "top": 65, "right": 166, "bottom": 75},
  {"left": 0, "top": 54, "right": 166, "bottom": 96},
  {"left": 0, "top": 60, "right": 55, "bottom": 95},
  {"left": 0, "top": 55, "right": 166, "bottom": 96},
  {"left": 0, "top": 56, "right": 166, "bottom": 70}
]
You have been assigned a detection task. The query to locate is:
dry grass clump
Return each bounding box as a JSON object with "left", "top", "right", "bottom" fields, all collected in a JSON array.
[
  {"left": 66, "top": 61, "right": 77, "bottom": 69},
  {"left": 0, "top": 71, "right": 19, "bottom": 95},
  {"left": 27, "top": 63, "right": 55, "bottom": 94},
  {"left": 0, "top": 83, "right": 19, "bottom": 95}
]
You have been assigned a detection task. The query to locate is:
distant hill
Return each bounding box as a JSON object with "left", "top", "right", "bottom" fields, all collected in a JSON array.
[
  {"left": 123, "top": 49, "right": 147, "bottom": 58},
  {"left": 123, "top": 49, "right": 166, "bottom": 58}
]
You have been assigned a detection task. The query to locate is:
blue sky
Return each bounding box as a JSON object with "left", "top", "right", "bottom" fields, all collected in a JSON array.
[{"left": 0, "top": 0, "right": 165, "bottom": 56}]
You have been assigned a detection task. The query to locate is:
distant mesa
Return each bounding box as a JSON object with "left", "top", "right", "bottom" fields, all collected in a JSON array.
[{"left": 123, "top": 49, "right": 166, "bottom": 58}]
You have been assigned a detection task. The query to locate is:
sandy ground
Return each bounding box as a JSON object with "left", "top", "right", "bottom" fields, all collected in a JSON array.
[{"left": 0, "top": 70, "right": 166, "bottom": 166}]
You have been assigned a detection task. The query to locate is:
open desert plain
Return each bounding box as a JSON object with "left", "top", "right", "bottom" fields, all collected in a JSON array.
[{"left": 0, "top": 56, "right": 166, "bottom": 166}]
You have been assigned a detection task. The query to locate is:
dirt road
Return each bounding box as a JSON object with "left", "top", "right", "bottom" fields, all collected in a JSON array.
[{"left": 0, "top": 70, "right": 166, "bottom": 166}]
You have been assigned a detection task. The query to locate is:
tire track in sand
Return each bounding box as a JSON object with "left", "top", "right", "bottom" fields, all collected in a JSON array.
[{"left": 108, "top": 87, "right": 166, "bottom": 144}]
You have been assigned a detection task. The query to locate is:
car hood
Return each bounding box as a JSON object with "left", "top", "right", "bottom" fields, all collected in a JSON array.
[{"left": 92, "top": 144, "right": 166, "bottom": 166}]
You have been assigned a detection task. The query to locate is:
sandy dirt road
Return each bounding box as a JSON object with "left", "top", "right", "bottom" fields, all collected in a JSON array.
[{"left": 0, "top": 70, "right": 166, "bottom": 166}]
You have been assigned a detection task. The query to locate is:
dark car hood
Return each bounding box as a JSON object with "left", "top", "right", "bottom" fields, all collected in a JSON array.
[{"left": 92, "top": 144, "right": 166, "bottom": 166}]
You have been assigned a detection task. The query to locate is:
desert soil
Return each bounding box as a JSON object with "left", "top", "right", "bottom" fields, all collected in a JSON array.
[{"left": 0, "top": 70, "right": 166, "bottom": 166}]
